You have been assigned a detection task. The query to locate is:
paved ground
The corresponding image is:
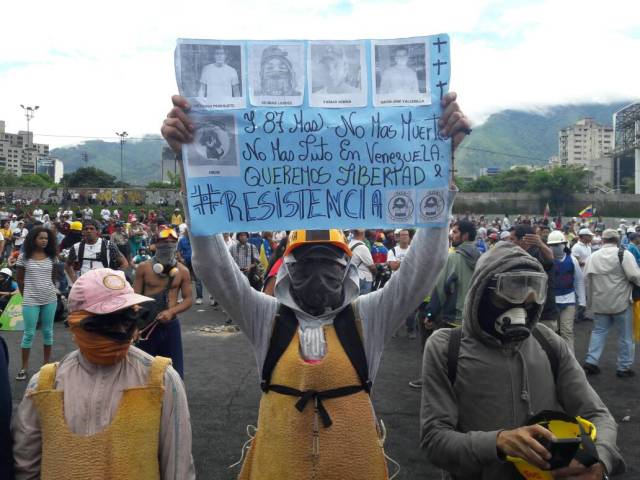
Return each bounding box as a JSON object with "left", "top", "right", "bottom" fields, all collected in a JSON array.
[{"left": 5, "top": 299, "right": 639, "bottom": 479}]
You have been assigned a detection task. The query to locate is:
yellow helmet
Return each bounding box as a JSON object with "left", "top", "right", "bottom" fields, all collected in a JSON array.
[
  {"left": 70, "top": 221, "right": 83, "bottom": 231},
  {"left": 508, "top": 411, "right": 598, "bottom": 480},
  {"left": 285, "top": 229, "right": 352, "bottom": 258}
]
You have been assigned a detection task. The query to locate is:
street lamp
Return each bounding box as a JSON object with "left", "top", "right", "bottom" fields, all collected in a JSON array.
[
  {"left": 115, "top": 131, "right": 128, "bottom": 183},
  {"left": 20, "top": 104, "right": 39, "bottom": 149}
]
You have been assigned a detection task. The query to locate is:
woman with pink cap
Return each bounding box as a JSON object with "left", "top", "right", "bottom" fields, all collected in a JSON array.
[{"left": 12, "top": 268, "right": 195, "bottom": 479}]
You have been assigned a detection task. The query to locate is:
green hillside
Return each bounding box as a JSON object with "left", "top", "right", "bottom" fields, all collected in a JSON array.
[
  {"left": 50, "top": 102, "right": 633, "bottom": 184},
  {"left": 51, "top": 135, "right": 166, "bottom": 186},
  {"left": 455, "top": 102, "right": 631, "bottom": 176}
]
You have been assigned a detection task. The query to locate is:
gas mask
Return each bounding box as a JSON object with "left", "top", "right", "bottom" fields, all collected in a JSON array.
[
  {"left": 550, "top": 244, "right": 566, "bottom": 260},
  {"left": 479, "top": 270, "right": 548, "bottom": 343},
  {"left": 153, "top": 242, "right": 178, "bottom": 277},
  {"left": 286, "top": 244, "right": 348, "bottom": 316}
]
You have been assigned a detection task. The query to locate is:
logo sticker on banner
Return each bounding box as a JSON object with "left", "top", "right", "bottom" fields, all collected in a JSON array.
[
  {"left": 174, "top": 35, "right": 451, "bottom": 235},
  {"left": 0, "top": 294, "right": 24, "bottom": 331}
]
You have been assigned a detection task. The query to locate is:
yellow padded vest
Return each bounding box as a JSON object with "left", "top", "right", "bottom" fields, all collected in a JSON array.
[
  {"left": 239, "top": 325, "right": 388, "bottom": 480},
  {"left": 30, "top": 355, "right": 171, "bottom": 480}
]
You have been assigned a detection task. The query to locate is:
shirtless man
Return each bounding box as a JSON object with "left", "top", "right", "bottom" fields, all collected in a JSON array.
[{"left": 133, "top": 226, "right": 192, "bottom": 378}]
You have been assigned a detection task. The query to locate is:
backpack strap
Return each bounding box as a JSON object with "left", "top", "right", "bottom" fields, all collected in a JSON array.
[
  {"left": 333, "top": 304, "right": 372, "bottom": 392},
  {"left": 447, "top": 327, "right": 463, "bottom": 385},
  {"left": 77, "top": 241, "right": 85, "bottom": 267},
  {"left": 37, "top": 363, "right": 59, "bottom": 391},
  {"left": 147, "top": 356, "right": 172, "bottom": 388},
  {"left": 100, "top": 239, "right": 109, "bottom": 268},
  {"left": 532, "top": 326, "right": 559, "bottom": 384},
  {"left": 260, "top": 305, "right": 298, "bottom": 392}
]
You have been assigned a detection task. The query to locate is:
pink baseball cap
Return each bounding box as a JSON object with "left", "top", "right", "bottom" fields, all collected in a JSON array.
[{"left": 68, "top": 268, "right": 154, "bottom": 314}]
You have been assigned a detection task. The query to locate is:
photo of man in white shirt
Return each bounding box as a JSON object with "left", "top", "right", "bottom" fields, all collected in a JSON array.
[{"left": 198, "top": 47, "right": 240, "bottom": 103}]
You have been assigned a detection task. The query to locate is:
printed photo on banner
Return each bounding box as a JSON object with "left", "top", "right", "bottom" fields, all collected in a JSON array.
[
  {"left": 176, "top": 40, "right": 246, "bottom": 110},
  {"left": 308, "top": 41, "right": 367, "bottom": 108},
  {"left": 372, "top": 39, "right": 430, "bottom": 107},
  {"left": 182, "top": 113, "right": 240, "bottom": 178},
  {"left": 249, "top": 43, "right": 304, "bottom": 107}
]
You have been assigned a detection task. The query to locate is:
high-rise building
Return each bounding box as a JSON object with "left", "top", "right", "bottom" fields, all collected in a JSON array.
[
  {"left": 0, "top": 120, "right": 50, "bottom": 176},
  {"left": 161, "top": 145, "right": 178, "bottom": 183},
  {"left": 558, "top": 118, "right": 613, "bottom": 185},
  {"left": 612, "top": 103, "right": 640, "bottom": 193}
]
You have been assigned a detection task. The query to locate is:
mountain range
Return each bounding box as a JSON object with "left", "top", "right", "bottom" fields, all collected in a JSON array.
[{"left": 51, "top": 101, "right": 634, "bottom": 184}]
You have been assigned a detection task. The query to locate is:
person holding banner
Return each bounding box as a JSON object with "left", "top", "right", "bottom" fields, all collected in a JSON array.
[{"left": 161, "top": 91, "right": 470, "bottom": 479}]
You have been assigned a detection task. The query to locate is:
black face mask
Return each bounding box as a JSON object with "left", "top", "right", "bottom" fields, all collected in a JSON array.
[
  {"left": 287, "top": 246, "right": 346, "bottom": 316},
  {"left": 79, "top": 308, "right": 141, "bottom": 342}
]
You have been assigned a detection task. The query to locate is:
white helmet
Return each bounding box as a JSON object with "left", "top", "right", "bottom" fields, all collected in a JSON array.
[
  {"left": 0, "top": 268, "right": 12, "bottom": 277},
  {"left": 547, "top": 230, "right": 566, "bottom": 245}
]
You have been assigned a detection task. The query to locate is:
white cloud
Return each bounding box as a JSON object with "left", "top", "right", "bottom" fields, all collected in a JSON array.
[{"left": 0, "top": 0, "right": 638, "bottom": 147}]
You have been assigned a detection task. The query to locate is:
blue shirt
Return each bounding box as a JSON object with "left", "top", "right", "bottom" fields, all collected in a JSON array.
[
  {"left": 628, "top": 243, "right": 640, "bottom": 266},
  {"left": 177, "top": 236, "right": 193, "bottom": 263}
]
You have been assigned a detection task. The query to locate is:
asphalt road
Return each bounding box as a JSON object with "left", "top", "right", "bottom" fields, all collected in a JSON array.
[{"left": 5, "top": 299, "right": 639, "bottom": 479}]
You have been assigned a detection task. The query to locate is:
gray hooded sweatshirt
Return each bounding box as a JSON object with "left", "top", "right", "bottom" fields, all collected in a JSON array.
[{"left": 420, "top": 242, "right": 624, "bottom": 479}]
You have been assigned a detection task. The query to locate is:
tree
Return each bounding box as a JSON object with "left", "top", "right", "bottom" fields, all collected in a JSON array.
[
  {"left": 61, "top": 167, "right": 118, "bottom": 188},
  {"left": 146, "top": 171, "right": 180, "bottom": 189}
]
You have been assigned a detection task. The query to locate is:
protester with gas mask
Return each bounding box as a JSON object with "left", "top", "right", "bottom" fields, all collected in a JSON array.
[
  {"left": 161, "top": 91, "right": 468, "bottom": 479},
  {"left": 547, "top": 230, "right": 585, "bottom": 351},
  {"left": 420, "top": 242, "right": 623, "bottom": 480},
  {"left": 133, "top": 226, "right": 193, "bottom": 378},
  {"left": 12, "top": 268, "right": 195, "bottom": 479}
]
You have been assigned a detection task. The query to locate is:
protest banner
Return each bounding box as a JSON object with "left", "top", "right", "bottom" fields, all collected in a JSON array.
[
  {"left": 175, "top": 35, "right": 451, "bottom": 236},
  {"left": 0, "top": 294, "right": 24, "bottom": 331}
]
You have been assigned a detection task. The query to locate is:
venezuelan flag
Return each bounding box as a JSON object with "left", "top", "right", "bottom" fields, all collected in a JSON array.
[{"left": 578, "top": 205, "right": 594, "bottom": 218}]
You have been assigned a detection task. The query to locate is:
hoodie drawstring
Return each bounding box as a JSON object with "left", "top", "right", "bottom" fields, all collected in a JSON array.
[{"left": 516, "top": 349, "right": 534, "bottom": 417}]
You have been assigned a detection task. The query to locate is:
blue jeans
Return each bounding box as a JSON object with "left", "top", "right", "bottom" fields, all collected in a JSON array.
[
  {"left": 359, "top": 278, "right": 372, "bottom": 295},
  {"left": 585, "top": 308, "right": 635, "bottom": 371},
  {"left": 136, "top": 319, "right": 184, "bottom": 379}
]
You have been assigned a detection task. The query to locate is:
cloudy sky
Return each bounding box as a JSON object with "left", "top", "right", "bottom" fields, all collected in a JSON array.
[{"left": 1, "top": 0, "right": 638, "bottom": 148}]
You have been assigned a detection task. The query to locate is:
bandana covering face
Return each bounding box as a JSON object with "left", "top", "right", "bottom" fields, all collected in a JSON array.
[{"left": 68, "top": 311, "right": 133, "bottom": 366}]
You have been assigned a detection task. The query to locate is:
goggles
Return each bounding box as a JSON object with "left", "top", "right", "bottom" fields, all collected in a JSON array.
[
  {"left": 158, "top": 228, "right": 178, "bottom": 240},
  {"left": 489, "top": 271, "right": 548, "bottom": 305}
]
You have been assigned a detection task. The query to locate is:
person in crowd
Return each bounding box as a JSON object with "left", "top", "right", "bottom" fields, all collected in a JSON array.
[
  {"left": 388, "top": 229, "right": 417, "bottom": 338},
  {"left": 110, "top": 221, "right": 130, "bottom": 261},
  {"left": 510, "top": 224, "right": 558, "bottom": 333},
  {"left": 547, "top": 230, "right": 585, "bottom": 351},
  {"left": 626, "top": 232, "right": 640, "bottom": 265},
  {"left": 134, "top": 226, "right": 193, "bottom": 378},
  {"left": 14, "top": 227, "right": 59, "bottom": 381},
  {"left": 160, "top": 90, "right": 468, "bottom": 479},
  {"left": 177, "top": 226, "right": 203, "bottom": 305},
  {"left": 12, "top": 221, "right": 28, "bottom": 252},
  {"left": 572, "top": 228, "right": 593, "bottom": 270},
  {"left": 583, "top": 229, "right": 640, "bottom": 378},
  {"left": 0, "top": 334, "right": 12, "bottom": 479},
  {"left": 409, "top": 220, "right": 480, "bottom": 390},
  {"left": 128, "top": 217, "right": 146, "bottom": 260},
  {"left": 349, "top": 229, "right": 377, "bottom": 295},
  {"left": 65, "top": 220, "right": 128, "bottom": 283},
  {"left": 12, "top": 268, "right": 195, "bottom": 479},
  {"left": 59, "top": 220, "right": 83, "bottom": 251},
  {"left": 171, "top": 208, "right": 183, "bottom": 226},
  {"left": 262, "top": 237, "right": 288, "bottom": 297},
  {"left": 421, "top": 242, "right": 624, "bottom": 479},
  {"left": 0, "top": 268, "right": 18, "bottom": 312},
  {"left": 230, "top": 232, "right": 262, "bottom": 291}
]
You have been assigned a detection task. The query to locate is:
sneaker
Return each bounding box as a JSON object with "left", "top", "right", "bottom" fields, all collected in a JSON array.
[
  {"left": 195, "top": 298, "right": 203, "bottom": 305},
  {"left": 616, "top": 369, "right": 635, "bottom": 378},
  {"left": 582, "top": 363, "right": 601, "bottom": 375},
  {"left": 408, "top": 331, "right": 417, "bottom": 340},
  {"left": 15, "top": 369, "right": 27, "bottom": 381},
  {"left": 408, "top": 379, "right": 422, "bottom": 389},
  {"left": 210, "top": 297, "right": 218, "bottom": 307}
]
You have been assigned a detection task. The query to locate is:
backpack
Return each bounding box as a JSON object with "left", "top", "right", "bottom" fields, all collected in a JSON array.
[
  {"left": 446, "top": 326, "right": 559, "bottom": 386},
  {"left": 76, "top": 239, "right": 109, "bottom": 270},
  {"left": 617, "top": 247, "right": 640, "bottom": 301}
]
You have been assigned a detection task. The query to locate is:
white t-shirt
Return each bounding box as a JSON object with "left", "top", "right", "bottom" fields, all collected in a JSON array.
[
  {"left": 82, "top": 208, "right": 93, "bottom": 220},
  {"left": 101, "top": 208, "right": 111, "bottom": 221},
  {"left": 199, "top": 63, "right": 239, "bottom": 102},
  {"left": 349, "top": 240, "right": 374, "bottom": 282},
  {"left": 387, "top": 245, "right": 410, "bottom": 263},
  {"left": 33, "top": 208, "right": 43, "bottom": 221},
  {"left": 73, "top": 238, "right": 111, "bottom": 276},
  {"left": 379, "top": 66, "right": 419, "bottom": 94},
  {"left": 571, "top": 242, "right": 591, "bottom": 269},
  {"left": 13, "top": 228, "right": 28, "bottom": 247}
]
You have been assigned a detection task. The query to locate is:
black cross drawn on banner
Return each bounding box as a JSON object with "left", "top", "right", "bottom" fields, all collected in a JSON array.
[
  {"left": 436, "top": 81, "right": 448, "bottom": 100},
  {"left": 432, "top": 37, "right": 448, "bottom": 53},
  {"left": 432, "top": 59, "right": 448, "bottom": 76}
]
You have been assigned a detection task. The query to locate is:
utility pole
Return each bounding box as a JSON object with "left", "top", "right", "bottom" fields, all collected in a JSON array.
[
  {"left": 115, "top": 131, "right": 128, "bottom": 183},
  {"left": 81, "top": 152, "right": 89, "bottom": 166}
]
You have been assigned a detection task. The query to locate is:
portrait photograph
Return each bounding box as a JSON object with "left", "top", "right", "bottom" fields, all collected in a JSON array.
[
  {"left": 183, "top": 113, "right": 240, "bottom": 177},
  {"left": 372, "top": 39, "right": 430, "bottom": 107},
  {"left": 176, "top": 41, "right": 246, "bottom": 110},
  {"left": 308, "top": 41, "right": 367, "bottom": 108},
  {"left": 249, "top": 43, "right": 304, "bottom": 107}
]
